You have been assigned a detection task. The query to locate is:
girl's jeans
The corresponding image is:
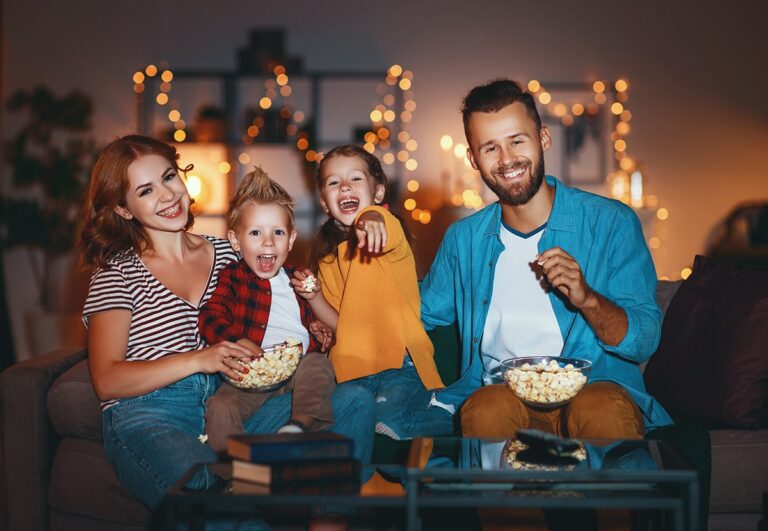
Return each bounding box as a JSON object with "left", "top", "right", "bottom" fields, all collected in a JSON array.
[
  {"left": 103, "top": 374, "right": 375, "bottom": 511},
  {"left": 351, "top": 357, "right": 455, "bottom": 441}
]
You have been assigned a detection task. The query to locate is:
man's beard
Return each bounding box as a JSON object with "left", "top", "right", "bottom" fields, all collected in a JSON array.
[{"left": 481, "top": 156, "right": 545, "bottom": 206}]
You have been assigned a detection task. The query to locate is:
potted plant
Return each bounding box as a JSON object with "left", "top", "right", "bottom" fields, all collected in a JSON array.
[{"left": 0, "top": 86, "right": 97, "bottom": 357}]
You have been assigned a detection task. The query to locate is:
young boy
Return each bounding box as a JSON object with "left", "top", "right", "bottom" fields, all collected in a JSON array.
[{"left": 199, "top": 167, "right": 339, "bottom": 453}]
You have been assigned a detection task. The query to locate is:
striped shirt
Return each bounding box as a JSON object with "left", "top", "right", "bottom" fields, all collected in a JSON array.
[{"left": 82, "top": 235, "right": 237, "bottom": 409}]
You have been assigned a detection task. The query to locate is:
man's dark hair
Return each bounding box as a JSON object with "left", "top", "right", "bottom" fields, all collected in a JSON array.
[{"left": 461, "top": 79, "right": 542, "bottom": 143}]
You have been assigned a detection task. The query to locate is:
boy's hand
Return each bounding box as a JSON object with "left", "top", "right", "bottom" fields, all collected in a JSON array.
[
  {"left": 291, "top": 268, "right": 320, "bottom": 300},
  {"left": 355, "top": 210, "right": 387, "bottom": 255},
  {"left": 309, "top": 320, "right": 334, "bottom": 352}
]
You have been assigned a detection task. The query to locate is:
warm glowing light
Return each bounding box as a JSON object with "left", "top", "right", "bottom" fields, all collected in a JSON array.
[
  {"left": 161, "top": 70, "right": 173, "bottom": 82},
  {"left": 614, "top": 140, "right": 627, "bottom": 152},
  {"left": 656, "top": 208, "right": 669, "bottom": 221},
  {"left": 527, "top": 80, "right": 541, "bottom": 92},
  {"left": 617, "top": 91, "right": 629, "bottom": 103},
  {"left": 383, "top": 110, "right": 396, "bottom": 122},
  {"left": 273, "top": 65, "right": 286, "bottom": 75},
  {"left": 680, "top": 268, "right": 692, "bottom": 280},
  {"left": 616, "top": 122, "right": 630, "bottom": 135},
  {"left": 363, "top": 142, "right": 375, "bottom": 154},
  {"left": 370, "top": 110, "right": 383, "bottom": 122},
  {"left": 397, "top": 150, "right": 409, "bottom": 162},
  {"left": 186, "top": 175, "right": 202, "bottom": 199},
  {"left": 386, "top": 75, "right": 397, "bottom": 86},
  {"left": 382, "top": 153, "right": 395, "bottom": 165},
  {"left": 173, "top": 130, "right": 186, "bottom": 142},
  {"left": 379, "top": 139, "right": 390, "bottom": 150},
  {"left": 404, "top": 198, "right": 416, "bottom": 210},
  {"left": 293, "top": 111, "right": 304, "bottom": 123},
  {"left": 374, "top": 128, "right": 388, "bottom": 140},
  {"left": 383, "top": 94, "right": 395, "bottom": 106},
  {"left": 296, "top": 138, "right": 309, "bottom": 150},
  {"left": 405, "top": 159, "right": 418, "bottom": 171},
  {"left": 388, "top": 64, "right": 403, "bottom": 77},
  {"left": 572, "top": 103, "right": 584, "bottom": 116},
  {"left": 133, "top": 71, "right": 145, "bottom": 84},
  {"left": 561, "top": 115, "right": 574, "bottom": 126},
  {"left": 594, "top": 93, "right": 607, "bottom": 104},
  {"left": 168, "top": 110, "right": 181, "bottom": 122},
  {"left": 615, "top": 79, "right": 629, "bottom": 92},
  {"left": 419, "top": 210, "right": 432, "bottom": 224},
  {"left": 286, "top": 124, "right": 298, "bottom": 136},
  {"left": 402, "top": 70, "right": 414, "bottom": 80},
  {"left": 400, "top": 111, "right": 412, "bottom": 122},
  {"left": 405, "top": 139, "right": 418, "bottom": 151},
  {"left": 611, "top": 102, "right": 624, "bottom": 115},
  {"left": 160, "top": 82, "right": 172, "bottom": 93},
  {"left": 305, "top": 150, "right": 318, "bottom": 162},
  {"left": 411, "top": 208, "right": 422, "bottom": 221},
  {"left": 280, "top": 86, "right": 292, "bottom": 97},
  {"left": 363, "top": 132, "right": 377, "bottom": 144},
  {"left": 648, "top": 237, "right": 661, "bottom": 249},
  {"left": 156, "top": 93, "right": 169, "bottom": 105},
  {"left": 404, "top": 100, "right": 417, "bottom": 112},
  {"left": 145, "top": 64, "right": 158, "bottom": 77},
  {"left": 620, "top": 110, "right": 632, "bottom": 122},
  {"left": 398, "top": 78, "right": 412, "bottom": 91},
  {"left": 275, "top": 74, "right": 289, "bottom": 86},
  {"left": 238, "top": 153, "right": 251, "bottom": 165},
  {"left": 398, "top": 131, "right": 410, "bottom": 143},
  {"left": 451, "top": 194, "right": 463, "bottom": 206},
  {"left": 538, "top": 92, "right": 551, "bottom": 104},
  {"left": 279, "top": 107, "right": 292, "bottom": 119},
  {"left": 440, "top": 135, "right": 454, "bottom": 150},
  {"left": 645, "top": 194, "right": 658, "bottom": 208},
  {"left": 619, "top": 157, "right": 635, "bottom": 171},
  {"left": 454, "top": 143, "right": 467, "bottom": 158},
  {"left": 218, "top": 162, "right": 231, "bottom": 174},
  {"left": 553, "top": 103, "right": 567, "bottom": 117},
  {"left": 592, "top": 80, "right": 605, "bottom": 93},
  {"left": 259, "top": 97, "right": 272, "bottom": 109},
  {"left": 174, "top": 120, "right": 186, "bottom": 130},
  {"left": 407, "top": 180, "right": 420, "bottom": 192},
  {"left": 247, "top": 125, "right": 260, "bottom": 137},
  {"left": 133, "top": 84, "right": 145, "bottom": 94}
]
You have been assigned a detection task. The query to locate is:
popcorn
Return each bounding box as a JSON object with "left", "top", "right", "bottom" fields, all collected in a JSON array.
[
  {"left": 503, "top": 358, "right": 587, "bottom": 407},
  {"left": 224, "top": 339, "right": 303, "bottom": 391},
  {"left": 301, "top": 275, "right": 318, "bottom": 292}
]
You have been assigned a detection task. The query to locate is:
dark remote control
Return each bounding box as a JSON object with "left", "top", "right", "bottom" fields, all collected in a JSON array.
[{"left": 516, "top": 428, "right": 580, "bottom": 454}]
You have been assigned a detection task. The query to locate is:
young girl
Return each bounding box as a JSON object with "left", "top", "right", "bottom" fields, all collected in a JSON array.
[
  {"left": 305, "top": 144, "right": 454, "bottom": 440},
  {"left": 78, "top": 135, "right": 374, "bottom": 517}
]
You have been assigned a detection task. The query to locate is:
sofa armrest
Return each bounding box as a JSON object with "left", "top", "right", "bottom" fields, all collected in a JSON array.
[{"left": 0, "top": 347, "right": 87, "bottom": 531}]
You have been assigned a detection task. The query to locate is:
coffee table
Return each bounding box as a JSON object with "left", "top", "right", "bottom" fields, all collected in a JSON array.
[{"left": 155, "top": 437, "right": 698, "bottom": 530}]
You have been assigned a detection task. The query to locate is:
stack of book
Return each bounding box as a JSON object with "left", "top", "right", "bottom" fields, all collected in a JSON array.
[{"left": 227, "top": 432, "right": 361, "bottom": 495}]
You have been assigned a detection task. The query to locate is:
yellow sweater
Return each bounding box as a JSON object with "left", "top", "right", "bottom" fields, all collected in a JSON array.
[{"left": 318, "top": 206, "right": 444, "bottom": 390}]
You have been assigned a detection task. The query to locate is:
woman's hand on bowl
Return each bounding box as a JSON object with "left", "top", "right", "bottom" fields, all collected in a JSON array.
[{"left": 195, "top": 341, "right": 258, "bottom": 380}]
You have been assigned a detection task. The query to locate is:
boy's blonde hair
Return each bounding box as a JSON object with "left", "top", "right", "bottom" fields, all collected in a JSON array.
[{"left": 227, "top": 166, "right": 295, "bottom": 231}]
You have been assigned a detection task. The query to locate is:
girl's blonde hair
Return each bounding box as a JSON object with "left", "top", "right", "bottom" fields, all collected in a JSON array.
[
  {"left": 227, "top": 166, "right": 295, "bottom": 231},
  {"left": 78, "top": 135, "right": 193, "bottom": 269}
]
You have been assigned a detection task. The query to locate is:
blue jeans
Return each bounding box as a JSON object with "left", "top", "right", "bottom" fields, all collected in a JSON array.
[
  {"left": 103, "top": 375, "right": 375, "bottom": 523},
  {"left": 352, "top": 358, "right": 455, "bottom": 440}
]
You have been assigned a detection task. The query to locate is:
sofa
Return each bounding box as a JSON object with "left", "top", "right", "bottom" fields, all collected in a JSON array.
[{"left": 2, "top": 268, "right": 767, "bottom": 531}]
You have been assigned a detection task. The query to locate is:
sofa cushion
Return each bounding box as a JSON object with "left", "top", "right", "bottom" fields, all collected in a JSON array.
[
  {"left": 644, "top": 255, "right": 768, "bottom": 429},
  {"left": 49, "top": 438, "right": 150, "bottom": 526},
  {"left": 47, "top": 360, "right": 103, "bottom": 440}
]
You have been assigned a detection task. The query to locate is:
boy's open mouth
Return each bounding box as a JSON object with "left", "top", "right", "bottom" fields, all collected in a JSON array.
[{"left": 257, "top": 254, "right": 277, "bottom": 272}]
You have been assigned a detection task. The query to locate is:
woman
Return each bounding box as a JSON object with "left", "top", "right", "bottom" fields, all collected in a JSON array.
[{"left": 78, "top": 135, "right": 375, "bottom": 515}]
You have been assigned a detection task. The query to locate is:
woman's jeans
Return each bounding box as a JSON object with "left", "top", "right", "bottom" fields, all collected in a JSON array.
[
  {"left": 351, "top": 357, "right": 455, "bottom": 441},
  {"left": 103, "top": 374, "right": 375, "bottom": 510}
]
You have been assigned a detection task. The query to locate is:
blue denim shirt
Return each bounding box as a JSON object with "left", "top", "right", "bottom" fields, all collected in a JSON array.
[{"left": 420, "top": 176, "right": 673, "bottom": 431}]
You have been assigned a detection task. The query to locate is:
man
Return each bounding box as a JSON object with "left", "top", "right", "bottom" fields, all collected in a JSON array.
[{"left": 421, "top": 79, "right": 672, "bottom": 439}]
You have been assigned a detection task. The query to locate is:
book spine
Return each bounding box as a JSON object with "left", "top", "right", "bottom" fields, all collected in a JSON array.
[
  {"left": 273, "top": 460, "right": 361, "bottom": 484},
  {"left": 245, "top": 441, "right": 353, "bottom": 463}
]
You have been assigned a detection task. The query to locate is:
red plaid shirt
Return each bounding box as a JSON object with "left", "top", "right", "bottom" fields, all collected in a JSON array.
[{"left": 199, "top": 260, "right": 321, "bottom": 353}]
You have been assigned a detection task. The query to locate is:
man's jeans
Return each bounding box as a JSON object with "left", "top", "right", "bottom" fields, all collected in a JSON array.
[{"left": 103, "top": 374, "right": 375, "bottom": 511}]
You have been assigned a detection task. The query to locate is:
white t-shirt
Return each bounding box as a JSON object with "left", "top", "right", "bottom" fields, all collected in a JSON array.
[
  {"left": 262, "top": 269, "right": 310, "bottom": 353},
  {"left": 480, "top": 223, "right": 564, "bottom": 384}
]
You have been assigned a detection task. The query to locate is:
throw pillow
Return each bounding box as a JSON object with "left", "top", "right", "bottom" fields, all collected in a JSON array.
[{"left": 644, "top": 255, "right": 768, "bottom": 428}]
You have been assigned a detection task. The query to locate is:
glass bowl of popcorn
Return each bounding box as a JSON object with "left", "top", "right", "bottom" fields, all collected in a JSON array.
[
  {"left": 223, "top": 339, "right": 303, "bottom": 393},
  {"left": 501, "top": 356, "right": 591, "bottom": 409}
]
